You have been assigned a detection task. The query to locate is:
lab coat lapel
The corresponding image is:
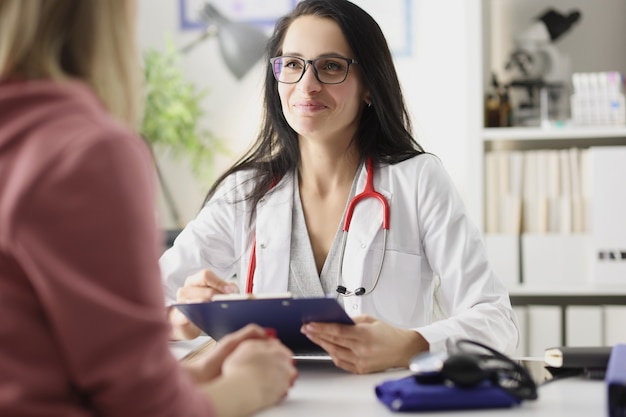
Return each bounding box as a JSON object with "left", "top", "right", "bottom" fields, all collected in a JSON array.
[{"left": 253, "top": 175, "right": 293, "bottom": 293}]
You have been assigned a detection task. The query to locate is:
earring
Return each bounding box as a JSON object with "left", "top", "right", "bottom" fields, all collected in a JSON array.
[{"left": 366, "top": 101, "right": 372, "bottom": 108}]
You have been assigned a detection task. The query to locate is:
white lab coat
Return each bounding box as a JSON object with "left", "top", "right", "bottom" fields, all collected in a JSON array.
[{"left": 160, "top": 154, "right": 519, "bottom": 354}]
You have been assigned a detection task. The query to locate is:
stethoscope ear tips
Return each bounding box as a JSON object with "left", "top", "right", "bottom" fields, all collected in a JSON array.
[{"left": 336, "top": 286, "right": 367, "bottom": 296}]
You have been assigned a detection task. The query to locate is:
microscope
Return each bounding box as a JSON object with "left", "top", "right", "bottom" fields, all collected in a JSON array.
[{"left": 504, "top": 8, "right": 581, "bottom": 126}]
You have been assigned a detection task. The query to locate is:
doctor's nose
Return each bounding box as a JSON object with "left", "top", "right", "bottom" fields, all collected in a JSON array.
[{"left": 297, "top": 64, "right": 322, "bottom": 94}]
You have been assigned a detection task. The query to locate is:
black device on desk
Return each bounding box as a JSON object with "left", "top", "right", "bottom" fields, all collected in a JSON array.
[
  {"left": 173, "top": 296, "right": 353, "bottom": 355},
  {"left": 544, "top": 346, "right": 613, "bottom": 380}
]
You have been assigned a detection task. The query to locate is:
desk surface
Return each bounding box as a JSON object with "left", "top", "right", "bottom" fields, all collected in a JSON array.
[
  {"left": 257, "top": 361, "right": 605, "bottom": 417},
  {"left": 170, "top": 338, "right": 606, "bottom": 416}
]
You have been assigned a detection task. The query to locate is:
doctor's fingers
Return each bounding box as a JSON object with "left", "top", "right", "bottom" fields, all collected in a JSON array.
[
  {"left": 176, "top": 284, "right": 221, "bottom": 303},
  {"left": 183, "top": 269, "right": 239, "bottom": 295},
  {"left": 303, "top": 319, "right": 377, "bottom": 344},
  {"left": 304, "top": 329, "right": 400, "bottom": 374},
  {"left": 301, "top": 322, "right": 370, "bottom": 351},
  {"left": 307, "top": 336, "right": 375, "bottom": 375},
  {"left": 178, "top": 274, "right": 238, "bottom": 303}
]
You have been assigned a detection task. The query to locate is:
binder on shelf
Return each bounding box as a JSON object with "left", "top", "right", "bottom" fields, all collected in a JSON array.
[
  {"left": 604, "top": 305, "right": 626, "bottom": 346},
  {"left": 521, "top": 233, "right": 590, "bottom": 287},
  {"left": 568, "top": 148, "right": 590, "bottom": 233},
  {"left": 565, "top": 305, "right": 604, "bottom": 347},
  {"left": 588, "top": 146, "right": 626, "bottom": 285},
  {"left": 522, "top": 151, "right": 546, "bottom": 234},
  {"left": 484, "top": 152, "right": 500, "bottom": 234},
  {"left": 528, "top": 305, "right": 562, "bottom": 357},
  {"left": 504, "top": 150, "right": 523, "bottom": 234},
  {"left": 484, "top": 150, "right": 523, "bottom": 235}
]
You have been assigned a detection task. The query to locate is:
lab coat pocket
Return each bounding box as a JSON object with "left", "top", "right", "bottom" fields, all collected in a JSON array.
[{"left": 367, "top": 250, "right": 425, "bottom": 327}]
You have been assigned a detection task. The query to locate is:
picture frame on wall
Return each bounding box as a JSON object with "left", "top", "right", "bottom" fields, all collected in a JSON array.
[
  {"left": 179, "top": 0, "right": 297, "bottom": 31},
  {"left": 179, "top": 0, "right": 413, "bottom": 57}
]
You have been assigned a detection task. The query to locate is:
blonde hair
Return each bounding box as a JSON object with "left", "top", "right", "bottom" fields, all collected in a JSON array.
[{"left": 0, "top": 0, "right": 142, "bottom": 129}]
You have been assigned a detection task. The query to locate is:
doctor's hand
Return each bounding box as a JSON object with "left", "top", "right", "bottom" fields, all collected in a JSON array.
[
  {"left": 300, "top": 315, "right": 429, "bottom": 374},
  {"left": 169, "top": 269, "right": 239, "bottom": 340}
]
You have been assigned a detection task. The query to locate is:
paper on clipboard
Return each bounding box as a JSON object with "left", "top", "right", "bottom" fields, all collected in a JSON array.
[{"left": 173, "top": 296, "right": 354, "bottom": 355}]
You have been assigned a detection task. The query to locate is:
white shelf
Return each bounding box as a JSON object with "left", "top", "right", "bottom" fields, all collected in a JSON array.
[
  {"left": 482, "top": 125, "right": 626, "bottom": 141},
  {"left": 508, "top": 285, "right": 626, "bottom": 297}
]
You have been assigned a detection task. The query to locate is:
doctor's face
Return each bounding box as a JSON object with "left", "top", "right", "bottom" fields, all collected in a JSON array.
[{"left": 276, "top": 16, "right": 370, "bottom": 145}]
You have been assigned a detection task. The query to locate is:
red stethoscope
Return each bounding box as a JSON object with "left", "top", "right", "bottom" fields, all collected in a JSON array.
[{"left": 246, "top": 157, "right": 390, "bottom": 296}]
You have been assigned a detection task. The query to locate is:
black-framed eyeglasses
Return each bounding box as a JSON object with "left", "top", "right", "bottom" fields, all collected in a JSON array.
[{"left": 269, "top": 55, "right": 358, "bottom": 84}]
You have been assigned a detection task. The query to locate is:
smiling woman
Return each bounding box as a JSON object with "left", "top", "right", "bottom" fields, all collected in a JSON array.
[{"left": 160, "top": 0, "right": 519, "bottom": 375}]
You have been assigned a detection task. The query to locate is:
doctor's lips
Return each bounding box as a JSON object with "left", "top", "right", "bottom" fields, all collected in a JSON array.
[{"left": 292, "top": 101, "right": 327, "bottom": 111}]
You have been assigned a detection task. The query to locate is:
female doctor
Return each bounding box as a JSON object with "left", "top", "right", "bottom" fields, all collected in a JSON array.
[{"left": 161, "top": 0, "right": 519, "bottom": 374}]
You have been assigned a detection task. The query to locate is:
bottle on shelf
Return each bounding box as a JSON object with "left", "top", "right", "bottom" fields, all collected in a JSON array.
[{"left": 484, "top": 73, "right": 512, "bottom": 128}]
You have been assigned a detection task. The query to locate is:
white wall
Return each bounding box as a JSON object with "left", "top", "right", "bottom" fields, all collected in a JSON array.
[{"left": 136, "top": 0, "right": 480, "bottom": 228}]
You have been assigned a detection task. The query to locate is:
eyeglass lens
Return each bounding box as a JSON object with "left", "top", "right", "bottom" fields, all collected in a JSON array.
[{"left": 271, "top": 56, "right": 354, "bottom": 84}]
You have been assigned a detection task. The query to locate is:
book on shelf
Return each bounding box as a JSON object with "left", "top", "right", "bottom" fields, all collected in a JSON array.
[
  {"left": 544, "top": 346, "right": 612, "bottom": 369},
  {"left": 485, "top": 147, "right": 591, "bottom": 235}
]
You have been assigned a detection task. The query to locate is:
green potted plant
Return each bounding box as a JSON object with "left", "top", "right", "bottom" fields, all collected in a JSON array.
[{"left": 140, "top": 43, "right": 227, "bottom": 232}]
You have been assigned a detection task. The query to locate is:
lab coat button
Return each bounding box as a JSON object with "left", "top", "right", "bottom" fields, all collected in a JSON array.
[
  {"left": 360, "top": 244, "right": 366, "bottom": 249},
  {"left": 352, "top": 304, "right": 358, "bottom": 310},
  {"left": 260, "top": 243, "right": 267, "bottom": 249}
]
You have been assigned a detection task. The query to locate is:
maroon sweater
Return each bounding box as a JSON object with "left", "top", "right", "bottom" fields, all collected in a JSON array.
[{"left": 0, "top": 80, "right": 213, "bottom": 416}]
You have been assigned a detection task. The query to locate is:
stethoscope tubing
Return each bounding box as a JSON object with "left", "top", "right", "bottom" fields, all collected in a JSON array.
[{"left": 246, "top": 157, "right": 389, "bottom": 295}]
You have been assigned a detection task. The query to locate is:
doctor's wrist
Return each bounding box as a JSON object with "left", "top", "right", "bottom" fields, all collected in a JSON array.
[{"left": 398, "top": 330, "right": 429, "bottom": 368}]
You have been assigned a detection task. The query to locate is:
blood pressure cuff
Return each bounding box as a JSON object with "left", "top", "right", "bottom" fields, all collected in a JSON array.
[{"left": 375, "top": 375, "right": 521, "bottom": 412}]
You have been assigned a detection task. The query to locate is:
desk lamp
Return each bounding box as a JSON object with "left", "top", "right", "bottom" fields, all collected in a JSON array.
[{"left": 180, "top": 2, "right": 269, "bottom": 79}]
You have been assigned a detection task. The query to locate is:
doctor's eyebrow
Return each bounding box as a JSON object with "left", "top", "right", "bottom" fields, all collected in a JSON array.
[{"left": 279, "top": 52, "right": 353, "bottom": 59}]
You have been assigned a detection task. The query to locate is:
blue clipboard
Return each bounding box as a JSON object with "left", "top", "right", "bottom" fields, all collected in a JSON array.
[{"left": 173, "top": 297, "right": 354, "bottom": 354}]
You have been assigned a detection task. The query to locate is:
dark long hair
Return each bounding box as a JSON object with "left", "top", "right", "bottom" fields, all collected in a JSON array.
[{"left": 203, "top": 0, "right": 423, "bottom": 211}]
